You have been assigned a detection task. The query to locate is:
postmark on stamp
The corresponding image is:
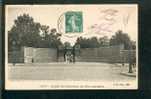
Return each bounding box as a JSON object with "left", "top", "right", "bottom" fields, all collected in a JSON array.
[{"left": 65, "top": 11, "right": 83, "bottom": 33}]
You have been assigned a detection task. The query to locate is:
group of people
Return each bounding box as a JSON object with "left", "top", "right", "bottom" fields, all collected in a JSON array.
[{"left": 64, "top": 51, "right": 75, "bottom": 63}]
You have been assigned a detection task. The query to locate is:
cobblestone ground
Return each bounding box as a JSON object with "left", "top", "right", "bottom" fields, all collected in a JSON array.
[{"left": 8, "top": 62, "right": 136, "bottom": 81}]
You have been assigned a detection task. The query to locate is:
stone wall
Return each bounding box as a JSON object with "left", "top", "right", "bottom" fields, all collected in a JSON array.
[
  {"left": 120, "top": 50, "right": 136, "bottom": 63},
  {"left": 76, "top": 46, "right": 136, "bottom": 63},
  {"left": 8, "top": 45, "right": 136, "bottom": 64},
  {"left": 24, "top": 47, "right": 57, "bottom": 63},
  {"left": 76, "top": 45, "right": 129, "bottom": 63},
  {"left": 33, "top": 48, "right": 57, "bottom": 63},
  {"left": 8, "top": 47, "right": 57, "bottom": 63}
]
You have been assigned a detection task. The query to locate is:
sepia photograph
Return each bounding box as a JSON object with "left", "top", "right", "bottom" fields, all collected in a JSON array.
[{"left": 5, "top": 4, "right": 138, "bottom": 90}]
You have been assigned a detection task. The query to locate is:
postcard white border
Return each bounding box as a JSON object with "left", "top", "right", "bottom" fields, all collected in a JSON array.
[{"left": 5, "top": 4, "right": 138, "bottom": 90}]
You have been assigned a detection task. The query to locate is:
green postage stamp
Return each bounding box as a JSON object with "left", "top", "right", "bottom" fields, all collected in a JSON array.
[{"left": 65, "top": 11, "right": 83, "bottom": 33}]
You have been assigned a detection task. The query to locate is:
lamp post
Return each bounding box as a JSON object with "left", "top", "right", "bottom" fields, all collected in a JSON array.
[
  {"left": 128, "top": 42, "right": 133, "bottom": 73},
  {"left": 12, "top": 40, "right": 17, "bottom": 66}
]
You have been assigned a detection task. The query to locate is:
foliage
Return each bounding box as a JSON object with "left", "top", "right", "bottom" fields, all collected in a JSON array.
[
  {"left": 76, "top": 37, "right": 100, "bottom": 48},
  {"left": 38, "top": 27, "right": 62, "bottom": 48},
  {"left": 109, "top": 30, "right": 133, "bottom": 50},
  {"left": 8, "top": 14, "right": 62, "bottom": 50},
  {"left": 8, "top": 14, "right": 41, "bottom": 47}
]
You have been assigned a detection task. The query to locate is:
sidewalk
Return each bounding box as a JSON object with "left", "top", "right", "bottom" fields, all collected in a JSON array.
[{"left": 114, "top": 63, "right": 136, "bottom": 77}]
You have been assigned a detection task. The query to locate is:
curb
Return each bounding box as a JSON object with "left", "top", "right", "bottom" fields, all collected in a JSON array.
[{"left": 120, "top": 72, "right": 136, "bottom": 77}]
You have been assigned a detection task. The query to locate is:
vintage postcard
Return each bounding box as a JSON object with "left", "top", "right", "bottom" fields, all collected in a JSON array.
[{"left": 5, "top": 4, "right": 138, "bottom": 90}]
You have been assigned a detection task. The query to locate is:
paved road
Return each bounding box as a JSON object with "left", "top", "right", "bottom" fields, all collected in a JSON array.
[{"left": 8, "top": 62, "right": 136, "bottom": 81}]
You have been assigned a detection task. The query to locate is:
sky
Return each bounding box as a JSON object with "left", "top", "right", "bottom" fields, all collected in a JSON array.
[{"left": 6, "top": 5, "right": 138, "bottom": 45}]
